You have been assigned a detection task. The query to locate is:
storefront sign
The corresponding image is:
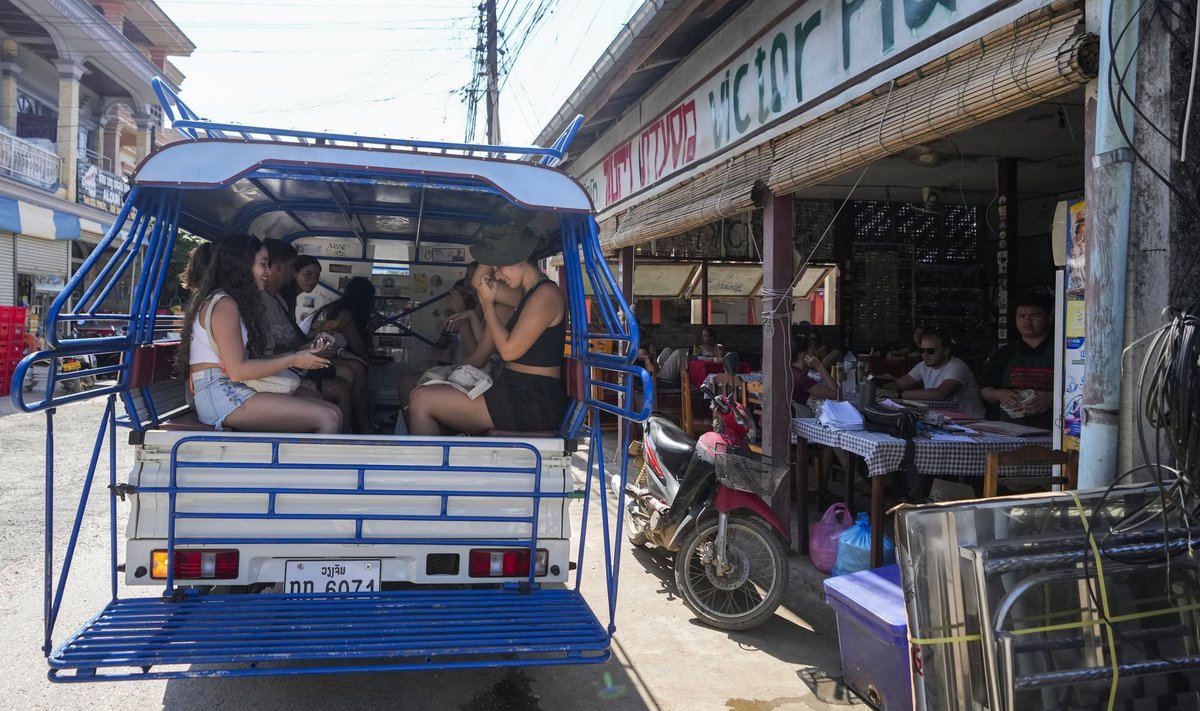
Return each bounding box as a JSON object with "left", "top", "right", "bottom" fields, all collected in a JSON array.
[
  {"left": 580, "top": 0, "right": 1039, "bottom": 211},
  {"left": 76, "top": 163, "right": 125, "bottom": 214},
  {"left": 32, "top": 273, "right": 66, "bottom": 292}
]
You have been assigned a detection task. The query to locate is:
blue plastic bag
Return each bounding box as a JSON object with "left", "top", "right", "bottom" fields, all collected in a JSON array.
[{"left": 831, "top": 512, "right": 896, "bottom": 576}]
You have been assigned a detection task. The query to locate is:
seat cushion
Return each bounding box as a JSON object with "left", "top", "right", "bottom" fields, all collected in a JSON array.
[
  {"left": 157, "top": 412, "right": 217, "bottom": 432},
  {"left": 483, "top": 429, "right": 557, "bottom": 438}
]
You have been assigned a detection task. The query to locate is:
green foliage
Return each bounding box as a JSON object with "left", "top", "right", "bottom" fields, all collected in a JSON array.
[{"left": 160, "top": 231, "right": 204, "bottom": 311}]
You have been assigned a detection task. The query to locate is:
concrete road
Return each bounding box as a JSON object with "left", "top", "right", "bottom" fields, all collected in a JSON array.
[{"left": 0, "top": 396, "right": 864, "bottom": 710}]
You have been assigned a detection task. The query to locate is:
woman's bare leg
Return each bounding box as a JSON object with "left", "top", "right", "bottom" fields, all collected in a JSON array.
[
  {"left": 306, "top": 376, "right": 352, "bottom": 433},
  {"left": 407, "top": 384, "right": 494, "bottom": 436},
  {"left": 335, "top": 359, "right": 372, "bottom": 432},
  {"left": 224, "top": 392, "right": 342, "bottom": 433}
]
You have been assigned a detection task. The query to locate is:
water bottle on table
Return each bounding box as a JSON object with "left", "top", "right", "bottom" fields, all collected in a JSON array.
[{"left": 842, "top": 352, "right": 858, "bottom": 401}]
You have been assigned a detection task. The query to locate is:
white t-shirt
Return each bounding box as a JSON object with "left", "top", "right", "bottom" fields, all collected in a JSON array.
[{"left": 906, "top": 356, "right": 986, "bottom": 417}]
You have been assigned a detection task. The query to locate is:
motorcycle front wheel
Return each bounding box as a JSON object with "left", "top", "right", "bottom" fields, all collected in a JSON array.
[{"left": 673, "top": 514, "right": 788, "bottom": 630}]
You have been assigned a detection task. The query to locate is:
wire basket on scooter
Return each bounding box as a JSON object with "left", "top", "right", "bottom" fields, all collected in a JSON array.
[{"left": 713, "top": 450, "right": 790, "bottom": 498}]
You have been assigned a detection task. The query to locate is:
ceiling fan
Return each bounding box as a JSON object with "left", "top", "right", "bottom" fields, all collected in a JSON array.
[{"left": 899, "top": 138, "right": 959, "bottom": 167}]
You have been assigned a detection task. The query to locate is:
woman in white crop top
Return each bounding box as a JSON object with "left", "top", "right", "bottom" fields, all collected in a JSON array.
[{"left": 175, "top": 235, "right": 341, "bottom": 432}]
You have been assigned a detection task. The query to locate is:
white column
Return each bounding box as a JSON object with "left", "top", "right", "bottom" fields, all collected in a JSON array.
[
  {"left": 55, "top": 60, "right": 86, "bottom": 202},
  {"left": 134, "top": 113, "right": 156, "bottom": 162},
  {"left": 0, "top": 39, "right": 20, "bottom": 132}
]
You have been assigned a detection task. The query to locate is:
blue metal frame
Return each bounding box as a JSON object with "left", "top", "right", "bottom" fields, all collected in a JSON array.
[
  {"left": 17, "top": 85, "right": 652, "bottom": 681},
  {"left": 153, "top": 78, "right": 582, "bottom": 166}
]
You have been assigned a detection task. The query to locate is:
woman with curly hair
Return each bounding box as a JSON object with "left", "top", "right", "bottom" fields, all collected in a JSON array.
[
  {"left": 175, "top": 235, "right": 341, "bottom": 433},
  {"left": 179, "top": 241, "right": 212, "bottom": 292}
]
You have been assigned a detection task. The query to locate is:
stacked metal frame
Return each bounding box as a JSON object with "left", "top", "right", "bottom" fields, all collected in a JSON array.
[{"left": 897, "top": 486, "right": 1200, "bottom": 710}]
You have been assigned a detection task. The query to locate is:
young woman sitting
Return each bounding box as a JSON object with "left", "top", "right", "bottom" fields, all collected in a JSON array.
[
  {"left": 175, "top": 235, "right": 341, "bottom": 433},
  {"left": 407, "top": 225, "right": 567, "bottom": 436},
  {"left": 286, "top": 260, "right": 374, "bottom": 432},
  {"left": 309, "top": 276, "right": 378, "bottom": 432}
]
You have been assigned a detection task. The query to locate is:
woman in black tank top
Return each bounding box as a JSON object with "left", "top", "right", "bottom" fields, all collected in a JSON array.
[{"left": 407, "top": 226, "right": 568, "bottom": 435}]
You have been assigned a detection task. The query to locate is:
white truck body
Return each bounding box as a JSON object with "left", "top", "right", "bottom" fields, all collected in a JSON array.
[{"left": 125, "top": 432, "right": 575, "bottom": 587}]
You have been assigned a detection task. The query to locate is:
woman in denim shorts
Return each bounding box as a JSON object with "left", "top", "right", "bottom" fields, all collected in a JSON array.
[{"left": 175, "top": 235, "right": 342, "bottom": 433}]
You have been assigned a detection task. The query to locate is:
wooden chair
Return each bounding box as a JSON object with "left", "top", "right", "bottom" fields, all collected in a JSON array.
[
  {"left": 679, "top": 369, "right": 712, "bottom": 437},
  {"left": 738, "top": 380, "right": 764, "bottom": 453},
  {"left": 983, "top": 446, "right": 1079, "bottom": 498}
]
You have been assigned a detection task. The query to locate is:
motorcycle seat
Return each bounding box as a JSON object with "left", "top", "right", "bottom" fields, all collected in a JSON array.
[{"left": 646, "top": 416, "right": 695, "bottom": 472}]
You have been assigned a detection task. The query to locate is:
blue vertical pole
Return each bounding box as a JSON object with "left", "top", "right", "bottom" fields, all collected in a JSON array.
[
  {"left": 42, "top": 408, "right": 54, "bottom": 656},
  {"left": 1079, "top": 0, "right": 1138, "bottom": 487},
  {"left": 109, "top": 395, "right": 118, "bottom": 600}
]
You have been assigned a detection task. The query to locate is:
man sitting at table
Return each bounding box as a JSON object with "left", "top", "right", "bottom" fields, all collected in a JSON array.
[
  {"left": 980, "top": 292, "right": 1055, "bottom": 428},
  {"left": 878, "top": 329, "right": 986, "bottom": 418}
]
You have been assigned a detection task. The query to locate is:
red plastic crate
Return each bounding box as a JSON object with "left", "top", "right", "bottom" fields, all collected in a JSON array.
[
  {"left": 0, "top": 305, "right": 24, "bottom": 325},
  {"left": 0, "top": 322, "right": 23, "bottom": 340}
]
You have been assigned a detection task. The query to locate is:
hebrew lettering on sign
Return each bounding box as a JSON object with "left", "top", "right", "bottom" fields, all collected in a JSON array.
[
  {"left": 603, "top": 141, "right": 635, "bottom": 205},
  {"left": 639, "top": 99, "right": 698, "bottom": 185}
]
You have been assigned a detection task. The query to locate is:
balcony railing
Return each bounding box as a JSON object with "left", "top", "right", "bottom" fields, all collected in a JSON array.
[{"left": 0, "top": 132, "right": 61, "bottom": 190}]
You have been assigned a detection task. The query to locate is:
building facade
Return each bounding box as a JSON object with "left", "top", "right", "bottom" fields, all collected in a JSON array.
[
  {"left": 0, "top": 0, "right": 193, "bottom": 336},
  {"left": 538, "top": 0, "right": 1120, "bottom": 481}
]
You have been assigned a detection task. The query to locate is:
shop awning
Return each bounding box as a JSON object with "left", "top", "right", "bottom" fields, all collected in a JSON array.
[
  {"left": 0, "top": 194, "right": 100, "bottom": 240},
  {"left": 582, "top": 261, "right": 832, "bottom": 299}
]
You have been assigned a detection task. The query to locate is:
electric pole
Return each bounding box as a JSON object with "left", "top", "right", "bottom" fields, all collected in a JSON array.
[{"left": 485, "top": 0, "right": 501, "bottom": 145}]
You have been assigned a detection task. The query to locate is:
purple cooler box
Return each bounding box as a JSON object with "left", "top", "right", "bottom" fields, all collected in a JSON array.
[{"left": 823, "top": 564, "right": 913, "bottom": 710}]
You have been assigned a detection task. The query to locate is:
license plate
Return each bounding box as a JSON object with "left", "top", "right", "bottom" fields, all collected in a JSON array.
[
  {"left": 284, "top": 559, "right": 380, "bottom": 594},
  {"left": 61, "top": 360, "right": 81, "bottom": 372}
]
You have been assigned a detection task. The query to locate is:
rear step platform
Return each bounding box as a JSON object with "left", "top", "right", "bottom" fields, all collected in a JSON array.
[{"left": 49, "top": 588, "right": 610, "bottom": 681}]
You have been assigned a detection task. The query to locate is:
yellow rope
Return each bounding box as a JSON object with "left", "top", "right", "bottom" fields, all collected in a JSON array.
[
  {"left": 1068, "top": 491, "right": 1120, "bottom": 711},
  {"left": 906, "top": 495, "right": 1194, "bottom": 709}
]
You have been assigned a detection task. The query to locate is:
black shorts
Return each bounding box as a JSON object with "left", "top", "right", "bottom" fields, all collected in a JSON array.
[{"left": 484, "top": 369, "right": 568, "bottom": 432}]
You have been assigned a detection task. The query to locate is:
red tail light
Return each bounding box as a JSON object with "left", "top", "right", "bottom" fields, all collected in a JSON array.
[
  {"left": 468, "top": 548, "right": 548, "bottom": 578},
  {"left": 152, "top": 549, "right": 239, "bottom": 579}
]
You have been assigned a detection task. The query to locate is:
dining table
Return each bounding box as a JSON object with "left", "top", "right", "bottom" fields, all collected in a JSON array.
[{"left": 792, "top": 417, "right": 1053, "bottom": 567}]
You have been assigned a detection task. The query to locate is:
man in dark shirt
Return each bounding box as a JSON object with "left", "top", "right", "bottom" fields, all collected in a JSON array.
[{"left": 981, "top": 292, "right": 1055, "bottom": 429}]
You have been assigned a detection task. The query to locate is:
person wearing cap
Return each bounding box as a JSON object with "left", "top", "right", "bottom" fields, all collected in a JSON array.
[{"left": 407, "top": 224, "right": 568, "bottom": 435}]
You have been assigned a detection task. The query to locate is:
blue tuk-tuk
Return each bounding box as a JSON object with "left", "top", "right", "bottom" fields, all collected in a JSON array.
[{"left": 12, "top": 79, "right": 651, "bottom": 681}]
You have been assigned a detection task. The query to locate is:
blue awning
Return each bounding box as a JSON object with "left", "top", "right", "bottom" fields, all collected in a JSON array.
[
  {"left": 0, "top": 193, "right": 92, "bottom": 240},
  {"left": 0, "top": 195, "right": 20, "bottom": 233},
  {"left": 53, "top": 211, "right": 81, "bottom": 240}
]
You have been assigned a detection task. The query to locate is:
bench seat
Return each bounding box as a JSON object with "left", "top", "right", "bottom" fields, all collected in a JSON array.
[{"left": 157, "top": 411, "right": 216, "bottom": 432}]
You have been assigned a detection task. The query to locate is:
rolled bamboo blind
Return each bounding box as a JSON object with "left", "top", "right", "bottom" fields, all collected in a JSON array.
[
  {"left": 598, "top": 143, "right": 772, "bottom": 253},
  {"left": 768, "top": 3, "right": 1095, "bottom": 195},
  {"left": 594, "top": 0, "right": 1096, "bottom": 253}
]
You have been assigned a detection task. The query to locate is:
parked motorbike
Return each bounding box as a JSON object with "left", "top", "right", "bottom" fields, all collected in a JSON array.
[
  {"left": 623, "top": 387, "right": 789, "bottom": 630},
  {"left": 22, "top": 329, "right": 96, "bottom": 395}
]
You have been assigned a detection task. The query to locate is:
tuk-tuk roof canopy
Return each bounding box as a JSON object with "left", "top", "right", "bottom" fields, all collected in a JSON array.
[{"left": 131, "top": 139, "right": 593, "bottom": 254}]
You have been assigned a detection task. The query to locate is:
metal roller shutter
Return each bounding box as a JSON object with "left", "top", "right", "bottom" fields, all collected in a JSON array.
[
  {"left": 0, "top": 234, "right": 13, "bottom": 305},
  {"left": 15, "top": 235, "right": 68, "bottom": 277}
]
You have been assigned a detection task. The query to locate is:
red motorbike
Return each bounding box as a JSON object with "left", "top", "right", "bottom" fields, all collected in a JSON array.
[{"left": 623, "top": 388, "right": 790, "bottom": 630}]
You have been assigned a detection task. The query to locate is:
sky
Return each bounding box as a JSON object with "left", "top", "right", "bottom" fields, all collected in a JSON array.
[{"left": 154, "top": 0, "right": 643, "bottom": 145}]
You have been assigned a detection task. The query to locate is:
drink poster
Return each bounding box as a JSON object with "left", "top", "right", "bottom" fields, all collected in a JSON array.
[{"left": 1063, "top": 199, "right": 1085, "bottom": 449}]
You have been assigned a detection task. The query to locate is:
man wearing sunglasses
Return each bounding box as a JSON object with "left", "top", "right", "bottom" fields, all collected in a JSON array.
[{"left": 878, "top": 328, "right": 986, "bottom": 417}]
